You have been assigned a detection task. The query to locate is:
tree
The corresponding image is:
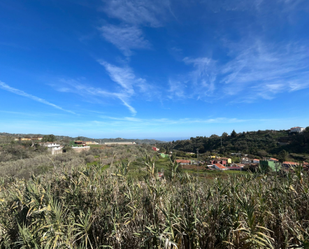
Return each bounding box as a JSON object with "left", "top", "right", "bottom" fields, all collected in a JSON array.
[
  {"left": 42, "top": 134, "right": 56, "bottom": 142},
  {"left": 278, "top": 149, "right": 288, "bottom": 163},
  {"left": 231, "top": 130, "right": 237, "bottom": 138},
  {"left": 222, "top": 132, "right": 228, "bottom": 138}
]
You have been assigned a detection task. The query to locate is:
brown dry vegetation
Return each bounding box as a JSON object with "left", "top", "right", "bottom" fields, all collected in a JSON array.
[{"left": 0, "top": 148, "right": 308, "bottom": 248}]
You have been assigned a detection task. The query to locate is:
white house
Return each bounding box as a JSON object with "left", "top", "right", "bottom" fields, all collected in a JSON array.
[
  {"left": 290, "top": 127, "right": 305, "bottom": 133},
  {"left": 42, "top": 142, "right": 63, "bottom": 155}
]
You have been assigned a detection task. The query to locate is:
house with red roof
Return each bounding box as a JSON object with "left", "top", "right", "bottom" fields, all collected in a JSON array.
[
  {"left": 213, "top": 163, "right": 228, "bottom": 171},
  {"left": 282, "top": 161, "right": 299, "bottom": 168},
  {"left": 176, "top": 159, "right": 191, "bottom": 165},
  {"left": 230, "top": 163, "right": 245, "bottom": 168},
  {"left": 152, "top": 147, "right": 160, "bottom": 151}
]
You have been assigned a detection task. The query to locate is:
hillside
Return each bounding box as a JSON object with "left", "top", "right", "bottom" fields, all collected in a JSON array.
[
  {"left": 0, "top": 145, "right": 309, "bottom": 248},
  {"left": 0, "top": 132, "right": 163, "bottom": 145},
  {"left": 159, "top": 128, "right": 309, "bottom": 160}
]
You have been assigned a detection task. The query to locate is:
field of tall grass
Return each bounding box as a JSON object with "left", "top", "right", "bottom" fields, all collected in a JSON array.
[{"left": 0, "top": 151, "right": 309, "bottom": 248}]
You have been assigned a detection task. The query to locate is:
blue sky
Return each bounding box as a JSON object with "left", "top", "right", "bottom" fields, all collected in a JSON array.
[{"left": 0, "top": 0, "right": 309, "bottom": 140}]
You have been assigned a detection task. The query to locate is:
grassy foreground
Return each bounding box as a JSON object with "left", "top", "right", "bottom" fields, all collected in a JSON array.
[{"left": 0, "top": 157, "right": 309, "bottom": 248}]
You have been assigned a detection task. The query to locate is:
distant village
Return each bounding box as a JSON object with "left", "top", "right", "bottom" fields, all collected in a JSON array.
[
  {"left": 13, "top": 136, "right": 136, "bottom": 155},
  {"left": 12, "top": 126, "right": 309, "bottom": 172},
  {"left": 153, "top": 145, "right": 309, "bottom": 173},
  {"left": 152, "top": 125, "right": 309, "bottom": 173}
]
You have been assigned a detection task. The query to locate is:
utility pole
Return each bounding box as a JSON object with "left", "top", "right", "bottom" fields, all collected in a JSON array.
[{"left": 196, "top": 148, "right": 199, "bottom": 160}]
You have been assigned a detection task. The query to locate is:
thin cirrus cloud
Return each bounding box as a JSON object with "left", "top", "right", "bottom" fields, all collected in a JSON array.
[
  {"left": 55, "top": 78, "right": 137, "bottom": 116},
  {"left": 168, "top": 79, "right": 186, "bottom": 99},
  {"left": 101, "top": 0, "right": 170, "bottom": 27},
  {"left": 53, "top": 60, "right": 154, "bottom": 116},
  {"left": 0, "top": 81, "right": 75, "bottom": 114},
  {"left": 171, "top": 39, "right": 309, "bottom": 103},
  {"left": 220, "top": 40, "right": 309, "bottom": 102},
  {"left": 98, "top": 59, "right": 139, "bottom": 95},
  {"left": 99, "top": 25, "right": 151, "bottom": 56},
  {"left": 183, "top": 57, "right": 217, "bottom": 97},
  {"left": 168, "top": 57, "right": 217, "bottom": 100},
  {"left": 99, "top": 0, "right": 172, "bottom": 56},
  {"left": 98, "top": 60, "right": 155, "bottom": 98}
]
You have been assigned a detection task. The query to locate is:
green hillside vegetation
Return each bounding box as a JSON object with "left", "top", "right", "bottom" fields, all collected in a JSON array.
[{"left": 160, "top": 128, "right": 309, "bottom": 161}]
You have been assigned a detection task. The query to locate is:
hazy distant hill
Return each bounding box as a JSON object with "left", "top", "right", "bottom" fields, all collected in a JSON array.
[{"left": 0, "top": 133, "right": 163, "bottom": 145}]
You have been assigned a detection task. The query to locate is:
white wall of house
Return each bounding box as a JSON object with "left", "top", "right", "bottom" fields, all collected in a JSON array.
[{"left": 290, "top": 127, "right": 305, "bottom": 133}]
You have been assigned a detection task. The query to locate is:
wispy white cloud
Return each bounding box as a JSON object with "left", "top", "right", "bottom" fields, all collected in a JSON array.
[
  {"left": 52, "top": 61, "right": 154, "bottom": 116},
  {"left": 99, "top": 0, "right": 174, "bottom": 56},
  {"left": 168, "top": 57, "right": 217, "bottom": 100},
  {"left": 99, "top": 25, "right": 151, "bottom": 56},
  {"left": 102, "top": 0, "right": 170, "bottom": 28},
  {"left": 98, "top": 60, "right": 139, "bottom": 95},
  {"left": 55, "top": 78, "right": 138, "bottom": 115},
  {"left": 183, "top": 57, "right": 217, "bottom": 97},
  {"left": 115, "top": 94, "right": 137, "bottom": 116},
  {"left": 168, "top": 79, "right": 186, "bottom": 99},
  {"left": 98, "top": 59, "right": 155, "bottom": 97},
  {"left": 0, "top": 81, "right": 75, "bottom": 114},
  {"left": 201, "top": 0, "right": 265, "bottom": 13},
  {"left": 174, "top": 39, "right": 309, "bottom": 103},
  {"left": 221, "top": 41, "right": 309, "bottom": 102}
]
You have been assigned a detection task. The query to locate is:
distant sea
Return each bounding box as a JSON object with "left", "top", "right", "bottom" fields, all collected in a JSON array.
[{"left": 155, "top": 137, "right": 189, "bottom": 142}]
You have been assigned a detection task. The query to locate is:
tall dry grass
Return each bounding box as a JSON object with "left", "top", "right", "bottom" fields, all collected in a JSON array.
[{"left": 0, "top": 156, "right": 308, "bottom": 248}]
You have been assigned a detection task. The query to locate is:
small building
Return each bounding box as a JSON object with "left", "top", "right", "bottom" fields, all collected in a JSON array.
[
  {"left": 152, "top": 146, "right": 160, "bottom": 151},
  {"left": 290, "top": 127, "right": 305, "bottom": 133},
  {"left": 75, "top": 141, "right": 87, "bottom": 146},
  {"left": 220, "top": 157, "right": 232, "bottom": 164},
  {"left": 176, "top": 159, "right": 191, "bottom": 165},
  {"left": 260, "top": 160, "right": 281, "bottom": 172},
  {"left": 213, "top": 163, "right": 228, "bottom": 171},
  {"left": 72, "top": 146, "right": 90, "bottom": 153},
  {"left": 282, "top": 161, "right": 299, "bottom": 168},
  {"left": 42, "top": 142, "right": 63, "bottom": 155},
  {"left": 160, "top": 153, "right": 169, "bottom": 158},
  {"left": 230, "top": 163, "right": 245, "bottom": 168},
  {"left": 241, "top": 157, "right": 250, "bottom": 164},
  {"left": 32, "top": 137, "right": 43, "bottom": 141},
  {"left": 85, "top": 141, "right": 99, "bottom": 145},
  {"left": 104, "top": 142, "right": 136, "bottom": 145},
  {"left": 252, "top": 159, "right": 260, "bottom": 164}
]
